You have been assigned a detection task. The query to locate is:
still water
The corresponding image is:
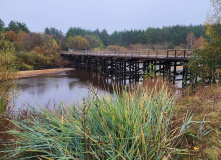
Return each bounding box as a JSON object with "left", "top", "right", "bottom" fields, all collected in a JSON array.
[
  {"left": 14, "top": 69, "right": 135, "bottom": 111},
  {"left": 14, "top": 69, "right": 119, "bottom": 111},
  {"left": 13, "top": 69, "right": 183, "bottom": 111}
]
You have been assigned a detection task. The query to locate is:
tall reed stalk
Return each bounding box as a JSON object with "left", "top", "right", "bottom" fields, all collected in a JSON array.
[{"left": 3, "top": 80, "right": 194, "bottom": 159}]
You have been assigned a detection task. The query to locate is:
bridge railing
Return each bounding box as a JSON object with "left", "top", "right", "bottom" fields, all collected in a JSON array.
[{"left": 61, "top": 49, "right": 195, "bottom": 58}]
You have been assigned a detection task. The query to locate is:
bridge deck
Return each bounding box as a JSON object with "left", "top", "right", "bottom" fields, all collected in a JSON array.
[{"left": 61, "top": 50, "right": 194, "bottom": 61}]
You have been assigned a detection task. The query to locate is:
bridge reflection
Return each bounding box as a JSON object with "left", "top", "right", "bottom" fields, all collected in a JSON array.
[{"left": 65, "top": 69, "right": 135, "bottom": 93}]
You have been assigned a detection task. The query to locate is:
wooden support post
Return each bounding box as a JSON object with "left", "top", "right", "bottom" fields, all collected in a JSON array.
[
  {"left": 162, "top": 62, "right": 165, "bottom": 78},
  {"left": 173, "top": 61, "right": 177, "bottom": 84},
  {"left": 182, "top": 66, "right": 187, "bottom": 88},
  {"left": 124, "top": 60, "right": 126, "bottom": 78},
  {"left": 159, "top": 61, "right": 162, "bottom": 76},
  {"left": 111, "top": 58, "right": 114, "bottom": 76},
  {"left": 129, "top": 60, "right": 131, "bottom": 80},
  {"left": 84, "top": 57, "right": 88, "bottom": 70},
  {"left": 135, "top": 61, "right": 139, "bottom": 81},
  {"left": 115, "top": 59, "right": 118, "bottom": 78}
]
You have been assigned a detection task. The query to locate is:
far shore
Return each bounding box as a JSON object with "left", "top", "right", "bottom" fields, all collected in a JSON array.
[
  {"left": 14, "top": 66, "right": 183, "bottom": 79},
  {"left": 15, "top": 68, "right": 75, "bottom": 78}
]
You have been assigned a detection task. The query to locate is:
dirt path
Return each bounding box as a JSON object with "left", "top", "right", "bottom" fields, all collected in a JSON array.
[{"left": 15, "top": 68, "right": 75, "bottom": 78}]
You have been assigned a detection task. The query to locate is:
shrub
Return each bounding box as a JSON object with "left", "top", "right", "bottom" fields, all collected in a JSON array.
[
  {"left": 4, "top": 81, "right": 200, "bottom": 159},
  {"left": 19, "top": 63, "right": 34, "bottom": 70}
]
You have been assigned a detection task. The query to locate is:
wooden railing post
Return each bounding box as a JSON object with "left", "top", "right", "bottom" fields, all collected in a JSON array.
[{"left": 175, "top": 50, "right": 177, "bottom": 58}]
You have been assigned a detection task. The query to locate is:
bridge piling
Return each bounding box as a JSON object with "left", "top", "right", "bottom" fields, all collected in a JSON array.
[{"left": 61, "top": 50, "right": 193, "bottom": 86}]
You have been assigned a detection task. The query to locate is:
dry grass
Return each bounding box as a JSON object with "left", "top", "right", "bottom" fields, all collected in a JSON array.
[
  {"left": 0, "top": 115, "right": 13, "bottom": 158},
  {"left": 0, "top": 107, "right": 39, "bottom": 158},
  {"left": 177, "top": 84, "right": 221, "bottom": 159}
]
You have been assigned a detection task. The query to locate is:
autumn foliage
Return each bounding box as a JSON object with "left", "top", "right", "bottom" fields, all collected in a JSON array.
[
  {"left": 188, "top": 0, "right": 221, "bottom": 84},
  {"left": 0, "top": 33, "right": 17, "bottom": 108},
  {"left": 2, "top": 30, "right": 63, "bottom": 69},
  {"left": 67, "top": 35, "right": 89, "bottom": 50}
]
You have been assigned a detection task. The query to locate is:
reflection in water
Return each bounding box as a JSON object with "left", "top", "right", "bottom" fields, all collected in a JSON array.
[
  {"left": 14, "top": 69, "right": 183, "bottom": 111},
  {"left": 14, "top": 69, "right": 131, "bottom": 111}
]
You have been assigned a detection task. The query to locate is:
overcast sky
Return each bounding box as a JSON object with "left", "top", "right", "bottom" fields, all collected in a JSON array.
[{"left": 0, "top": 0, "right": 211, "bottom": 34}]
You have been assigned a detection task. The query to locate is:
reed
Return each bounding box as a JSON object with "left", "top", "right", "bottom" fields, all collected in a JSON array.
[{"left": 3, "top": 80, "right": 197, "bottom": 159}]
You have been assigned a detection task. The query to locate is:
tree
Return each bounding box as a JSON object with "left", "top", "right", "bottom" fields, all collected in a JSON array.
[
  {"left": 84, "top": 35, "right": 102, "bottom": 49},
  {"left": 44, "top": 27, "right": 63, "bottom": 42},
  {"left": 100, "top": 29, "right": 109, "bottom": 46},
  {"left": 188, "top": 0, "right": 221, "bottom": 84},
  {"left": 0, "top": 19, "right": 5, "bottom": 31},
  {"left": 16, "top": 22, "right": 29, "bottom": 33},
  {"left": 44, "top": 27, "right": 50, "bottom": 35},
  {"left": 194, "top": 36, "right": 205, "bottom": 49},
  {"left": 186, "top": 32, "right": 196, "bottom": 49},
  {"left": 52, "top": 39, "right": 59, "bottom": 54},
  {"left": 66, "top": 27, "right": 91, "bottom": 39},
  {"left": 14, "top": 30, "right": 29, "bottom": 51},
  {"left": 93, "top": 28, "right": 100, "bottom": 37},
  {"left": 5, "top": 30, "right": 18, "bottom": 42},
  {"left": 66, "top": 36, "right": 89, "bottom": 50},
  {"left": 42, "top": 33, "right": 53, "bottom": 50},
  {"left": 167, "top": 42, "right": 175, "bottom": 49},
  {"left": 7, "top": 21, "right": 18, "bottom": 33},
  {"left": 28, "top": 32, "right": 43, "bottom": 51},
  {"left": 6, "top": 21, "right": 29, "bottom": 33},
  {"left": 208, "top": 0, "right": 221, "bottom": 24},
  {"left": 0, "top": 33, "right": 17, "bottom": 108},
  {"left": 106, "top": 44, "right": 120, "bottom": 51}
]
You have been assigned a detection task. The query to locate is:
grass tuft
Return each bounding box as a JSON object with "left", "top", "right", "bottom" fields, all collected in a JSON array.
[{"left": 2, "top": 79, "right": 207, "bottom": 159}]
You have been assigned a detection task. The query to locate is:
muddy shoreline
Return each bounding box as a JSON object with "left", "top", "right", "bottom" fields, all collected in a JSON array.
[{"left": 15, "top": 68, "right": 75, "bottom": 78}]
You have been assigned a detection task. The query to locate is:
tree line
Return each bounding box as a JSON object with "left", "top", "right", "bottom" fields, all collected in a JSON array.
[
  {"left": 1, "top": 19, "right": 206, "bottom": 51},
  {"left": 65, "top": 25, "right": 206, "bottom": 50}
]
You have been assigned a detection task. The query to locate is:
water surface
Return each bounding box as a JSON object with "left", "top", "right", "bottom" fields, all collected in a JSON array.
[
  {"left": 14, "top": 69, "right": 116, "bottom": 111},
  {"left": 13, "top": 68, "right": 183, "bottom": 111}
]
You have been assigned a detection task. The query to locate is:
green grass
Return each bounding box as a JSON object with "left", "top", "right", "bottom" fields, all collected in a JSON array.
[{"left": 2, "top": 81, "right": 205, "bottom": 159}]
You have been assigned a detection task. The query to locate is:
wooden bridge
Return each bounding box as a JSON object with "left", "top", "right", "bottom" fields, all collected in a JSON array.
[{"left": 61, "top": 50, "right": 196, "bottom": 85}]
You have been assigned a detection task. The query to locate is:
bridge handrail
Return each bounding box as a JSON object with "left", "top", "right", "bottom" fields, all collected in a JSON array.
[{"left": 61, "top": 49, "right": 196, "bottom": 59}]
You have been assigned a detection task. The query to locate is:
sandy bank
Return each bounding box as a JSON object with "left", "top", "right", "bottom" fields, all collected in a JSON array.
[{"left": 15, "top": 68, "right": 75, "bottom": 78}]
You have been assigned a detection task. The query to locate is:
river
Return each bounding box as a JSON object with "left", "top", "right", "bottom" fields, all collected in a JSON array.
[
  {"left": 13, "top": 68, "right": 184, "bottom": 111},
  {"left": 13, "top": 69, "right": 124, "bottom": 111}
]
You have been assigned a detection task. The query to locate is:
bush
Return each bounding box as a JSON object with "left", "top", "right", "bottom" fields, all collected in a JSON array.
[
  {"left": 19, "top": 63, "right": 34, "bottom": 70},
  {"left": 4, "top": 81, "right": 202, "bottom": 159}
]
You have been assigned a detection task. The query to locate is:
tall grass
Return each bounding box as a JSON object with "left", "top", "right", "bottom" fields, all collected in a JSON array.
[{"left": 3, "top": 80, "right": 196, "bottom": 159}]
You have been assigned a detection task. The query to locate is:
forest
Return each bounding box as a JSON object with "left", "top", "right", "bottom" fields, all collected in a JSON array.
[{"left": 0, "top": 18, "right": 206, "bottom": 70}]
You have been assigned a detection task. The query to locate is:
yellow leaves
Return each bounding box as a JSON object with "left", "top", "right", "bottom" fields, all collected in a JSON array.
[
  {"left": 33, "top": 46, "right": 41, "bottom": 53},
  {"left": 67, "top": 36, "right": 89, "bottom": 50},
  {"left": 52, "top": 39, "right": 59, "bottom": 50},
  {"left": 194, "top": 147, "right": 199, "bottom": 151}
]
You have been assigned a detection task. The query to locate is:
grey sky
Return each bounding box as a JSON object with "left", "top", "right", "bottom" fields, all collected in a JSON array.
[{"left": 0, "top": 0, "right": 211, "bottom": 34}]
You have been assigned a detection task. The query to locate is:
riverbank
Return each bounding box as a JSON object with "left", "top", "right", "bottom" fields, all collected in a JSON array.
[
  {"left": 15, "top": 68, "right": 75, "bottom": 78},
  {"left": 0, "top": 78, "right": 220, "bottom": 159}
]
